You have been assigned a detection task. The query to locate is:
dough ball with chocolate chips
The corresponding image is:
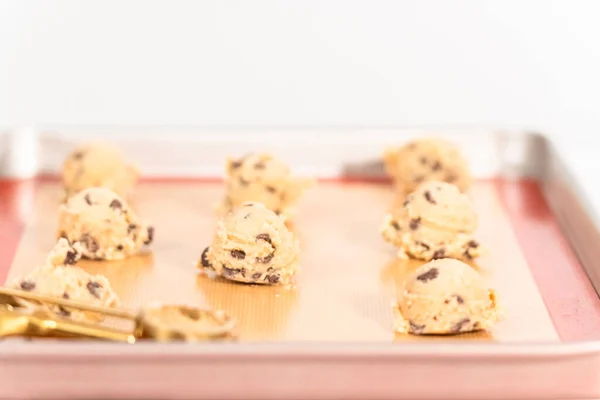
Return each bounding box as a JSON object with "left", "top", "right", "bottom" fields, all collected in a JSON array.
[
  {"left": 12, "top": 240, "right": 120, "bottom": 322},
  {"left": 220, "top": 152, "right": 314, "bottom": 218},
  {"left": 58, "top": 187, "right": 154, "bottom": 260},
  {"left": 381, "top": 181, "right": 483, "bottom": 261},
  {"left": 203, "top": 202, "right": 300, "bottom": 285},
  {"left": 394, "top": 258, "right": 499, "bottom": 335},
  {"left": 62, "top": 142, "right": 139, "bottom": 200},
  {"left": 384, "top": 138, "right": 471, "bottom": 194}
]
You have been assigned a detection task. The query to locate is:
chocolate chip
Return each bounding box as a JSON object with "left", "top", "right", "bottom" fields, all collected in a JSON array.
[
  {"left": 473, "top": 321, "right": 481, "bottom": 330},
  {"left": 241, "top": 268, "right": 247, "bottom": 277},
  {"left": 424, "top": 190, "right": 436, "bottom": 204},
  {"left": 243, "top": 213, "right": 251, "bottom": 219},
  {"left": 109, "top": 199, "right": 122, "bottom": 210},
  {"left": 403, "top": 200, "right": 409, "bottom": 207},
  {"left": 431, "top": 161, "right": 442, "bottom": 171},
  {"left": 128, "top": 224, "right": 137, "bottom": 234},
  {"left": 116, "top": 244, "right": 123, "bottom": 251},
  {"left": 144, "top": 226, "right": 154, "bottom": 245},
  {"left": 81, "top": 234, "right": 99, "bottom": 253},
  {"left": 274, "top": 209, "right": 282, "bottom": 215},
  {"left": 453, "top": 294, "right": 465, "bottom": 304},
  {"left": 86, "top": 281, "right": 102, "bottom": 299},
  {"left": 254, "top": 162, "right": 266, "bottom": 170},
  {"left": 72, "top": 151, "right": 84, "bottom": 160},
  {"left": 419, "top": 156, "right": 428, "bottom": 165},
  {"left": 84, "top": 194, "right": 93, "bottom": 205},
  {"left": 256, "top": 233, "right": 272, "bottom": 244},
  {"left": 20, "top": 281, "right": 36, "bottom": 291},
  {"left": 257, "top": 252, "right": 274, "bottom": 264},
  {"left": 231, "top": 249, "right": 246, "bottom": 260},
  {"left": 409, "top": 320, "right": 425, "bottom": 334},
  {"left": 416, "top": 267, "right": 439, "bottom": 282},
  {"left": 467, "top": 240, "right": 479, "bottom": 248},
  {"left": 231, "top": 160, "right": 242, "bottom": 169},
  {"left": 239, "top": 177, "right": 250, "bottom": 186},
  {"left": 201, "top": 247, "right": 212, "bottom": 268},
  {"left": 391, "top": 221, "right": 401, "bottom": 230},
  {"left": 409, "top": 218, "right": 420, "bottom": 230},
  {"left": 57, "top": 306, "right": 71, "bottom": 317},
  {"left": 64, "top": 250, "right": 79, "bottom": 265},
  {"left": 222, "top": 266, "right": 242, "bottom": 277},
  {"left": 251, "top": 272, "right": 262, "bottom": 279},
  {"left": 463, "top": 249, "right": 473, "bottom": 260},
  {"left": 266, "top": 186, "right": 277, "bottom": 193},
  {"left": 59, "top": 231, "right": 68, "bottom": 240},
  {"left": 180, "top": 308, "right": 201, "bottom": 320},
  {"left": 416, "top": 241, "right": 430, "bottom": 250},
  {"left": 266, "top": 274, "right": 280, "bottom": 284},
  {"left": 450, "top": 318, "right": 471, "bottom": 333},
  {"left": 63, "top": 292, "right": 70, "bottom": 299},
  {"left": 432, "top": 249, "right": 446, "bottom": 259}
]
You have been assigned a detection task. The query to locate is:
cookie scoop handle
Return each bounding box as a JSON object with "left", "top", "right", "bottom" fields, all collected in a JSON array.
[{"left": 29, "top": 311, "right": 136, "bottom": 343}]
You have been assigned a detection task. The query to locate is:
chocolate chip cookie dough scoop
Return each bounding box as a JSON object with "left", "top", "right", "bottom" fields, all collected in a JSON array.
[
  {"left": 381, "top": 181, "right": 483, "bottom": 261},
  {"left": 11, "top": 238, "right": 120, "bottom": 323},
  {"left": 220, "top": 152, "right": 314, "bottom": 218},
  {"left": 58, "top": 187, "right": 154, "bottom": 260},
  {"left": 201, "top": 202, "right": 300, "bottom": 285},
  {"left": 395, "top": 259, "right": 499, "bottom": 335},
  {"left": 62, "top": 142, "right": 139, "bottom": 200},
  {"left": 384, "top": 138, "right": 471, "bottom": 194}
]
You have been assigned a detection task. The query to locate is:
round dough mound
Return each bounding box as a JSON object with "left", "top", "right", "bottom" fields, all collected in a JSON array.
[
  {"left": 395, "top": 258, "right": 498, "bottom": 335},
  {"left": 381, "top": 181, "right": 483, "bottom": 261},
  {"left": 58, "top": 187, "right": 154, "bottom": 260},
  {"left": 13, "top": 239, "right": 120, "bottom": 322},
  {"left": 62, "top": 142, "right": 139, "bottom": 199},
  {"left": 384, "top": 138, "right": 471, "bottom": 194},
  {"left": 221, "top": 152, "right": 313, "bottom": 217},
  {"left": 204, "top": 202, "right": 299, "bottom": 285}
]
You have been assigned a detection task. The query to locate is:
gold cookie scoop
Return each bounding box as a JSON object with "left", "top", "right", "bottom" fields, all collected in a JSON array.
[{"left": 0, "top": 287, "right": 236, "bottom": 342}]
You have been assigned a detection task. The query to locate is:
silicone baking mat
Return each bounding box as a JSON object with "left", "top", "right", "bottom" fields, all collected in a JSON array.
[{"left": 2, "top": 178, "right": 600, "bottom": 342}]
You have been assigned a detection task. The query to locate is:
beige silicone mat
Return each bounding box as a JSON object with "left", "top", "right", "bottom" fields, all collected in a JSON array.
[{"left": 6, "top": 181, "right": 558, "bottom": 342}]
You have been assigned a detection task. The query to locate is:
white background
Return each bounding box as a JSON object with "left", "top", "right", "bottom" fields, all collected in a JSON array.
[{"left": 0, "top": 0, "right": 599, "bottom": 140}]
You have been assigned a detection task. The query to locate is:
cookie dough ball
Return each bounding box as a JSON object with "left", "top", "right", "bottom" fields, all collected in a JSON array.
[
  {"left": 58, "top": 187, "right": 154, "bottom": 260},
  {"left": 221, "top": 153, "right": 313, "bottom": 217},
  {"left": 381, "top": 181, "right": 483, "bottom": 261},
  {"left": 12, "top": 239, "right": 120, "bottom": 322},
  {"left": 384, "top": 138, "right": 471, "bottom": 194},
  {"left": 138, "top": 304, "right": 236, "bottom": 341},
  {"left": 62, "top": 142, "right": 139, "bottom": 199},
  {"left": 395, "top": 258, "right": 499, "bottom": 335},
  {"left": 202, "top": 202, "right": 300, "bottom": 285}
]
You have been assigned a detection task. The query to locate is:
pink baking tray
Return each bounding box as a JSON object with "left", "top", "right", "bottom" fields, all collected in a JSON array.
[{"left": 0, "top": 128, "right": 599, "bottom": 400}]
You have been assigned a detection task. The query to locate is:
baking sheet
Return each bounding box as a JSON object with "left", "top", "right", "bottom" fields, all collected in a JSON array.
[{"left": 5, "top": 180, "right": 558, "bottom": 342}]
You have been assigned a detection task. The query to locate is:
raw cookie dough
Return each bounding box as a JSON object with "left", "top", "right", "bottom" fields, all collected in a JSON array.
[
  {"left": 220, "top": 152, "right": 313, "bottom": 218},
  {"left": 12, "top": 239, "right": 120, "bottom": 322},
  {"left": 381, "top": 181, "right": 483, "bottom": 261},
  {"left": 395, "top": 258, "right": 499, "bottom": 335},
  {"left": 384, "top": 138, "right": 471, "bottom": 194},
  {"left": 62, "top": 142, "right": 139, "bottom": 199},
  {"left": 58, "top": 187, "right": 154, "bottom": 260},
  {"left": 201, "top": 202, "right": 300, "bottom": 285},
  {"left": 139, "top": 304, "right": 235, "bottom": 341}
]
